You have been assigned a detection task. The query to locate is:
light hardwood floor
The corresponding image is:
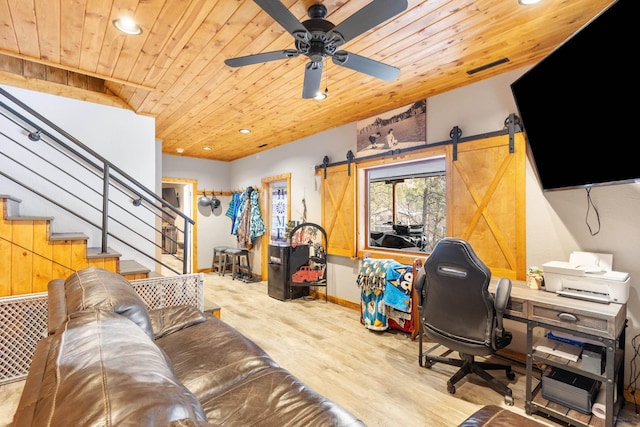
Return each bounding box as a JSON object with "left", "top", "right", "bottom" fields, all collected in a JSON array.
[
  {"left": 201, "top": 273, "right": 557, "bottom": 427},
  {"left": 2, "top": 272, "right": 636, "bottom": 426}
]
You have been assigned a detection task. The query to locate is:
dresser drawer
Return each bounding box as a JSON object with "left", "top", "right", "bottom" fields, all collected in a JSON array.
[{"left": 530, "top": 303, "right": 621, "bottom": 339}]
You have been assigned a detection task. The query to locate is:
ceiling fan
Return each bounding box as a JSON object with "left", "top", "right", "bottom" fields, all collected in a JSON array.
[{"left": 225, "top": 0, "right": 408, "bottom": 99}]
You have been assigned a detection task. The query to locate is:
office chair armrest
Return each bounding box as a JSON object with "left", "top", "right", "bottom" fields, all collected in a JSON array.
[
  {"left": 493, "top": 278, "right": 512, "bottom": 334},
  {"left": 414, "top": 266, "right": 427, "bottom": 306}
]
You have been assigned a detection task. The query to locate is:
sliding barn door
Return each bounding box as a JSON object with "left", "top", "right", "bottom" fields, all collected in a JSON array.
[
  {"left": 448, "top": 133, "right": 526, "bottom": 280},
  {"left": 319, "top": 164, "right": 357, "bottom": 258}
]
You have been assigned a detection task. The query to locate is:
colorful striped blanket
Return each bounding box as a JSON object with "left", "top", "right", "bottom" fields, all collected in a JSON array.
[{"left": 356, "top": 259, "right": 413, "bottom": 331}]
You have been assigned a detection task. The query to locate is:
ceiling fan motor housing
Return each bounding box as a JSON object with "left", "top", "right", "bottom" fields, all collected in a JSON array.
[{"left": 299, "top": 4, "right": 338, "bottom": 62}]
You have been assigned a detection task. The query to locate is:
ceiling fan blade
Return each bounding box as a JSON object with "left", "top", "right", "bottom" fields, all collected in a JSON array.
[
  {"left": 225, "top": 49, "right": 299, "bottom": 67},
  {"left": 254, "top": 0, "right": 311, "bottom": 42},
  {"left": 332, "top": 51, "right": 400, "bottom": 81},
  {"left": 330, "top": 0, "right": 408, "bottom": 44},
  {"left": 302, "top": 61, "right": 323, "bottom": 99}
]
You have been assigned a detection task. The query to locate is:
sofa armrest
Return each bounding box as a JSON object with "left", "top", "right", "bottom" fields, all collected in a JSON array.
[
  {"left": 11, "top": 336, "right": 54, "bottom": 426},
  {"left": 149, "top": 305, "right": 207, "bottom": 340},
  {"left": 47, "top": 279, "right": 66, "bottom": 335}
]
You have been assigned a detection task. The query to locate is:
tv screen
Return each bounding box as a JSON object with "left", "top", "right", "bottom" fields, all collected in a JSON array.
[{"left": 511, "top": 0, "right": 635, "bottom": 191}]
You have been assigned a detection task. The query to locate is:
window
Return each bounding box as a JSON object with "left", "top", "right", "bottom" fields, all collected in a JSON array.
[{"left": 367, "top": 156, "right": 446, "bottom": 253}]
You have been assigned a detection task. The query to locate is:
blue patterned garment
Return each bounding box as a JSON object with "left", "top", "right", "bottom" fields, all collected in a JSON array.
[
  {"left": 231, "top": 192, "right": 246, "bottom": 236},
  {"left": 383, "top": 262, "right": 413, "bottom": 312},
  {"left": 360, "top": 288, "right": 387, "bottom": 331},
  {"left": 226, "top": 192, "right": 241, "bottom": 234}
]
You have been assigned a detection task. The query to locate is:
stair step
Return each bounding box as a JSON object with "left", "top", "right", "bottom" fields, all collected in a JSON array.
[
  {"left": 0, "top": 194, "right": 22, "bottom": 217},
  {"left": 119, "top": 259, "right": 150, "bottom": 275},
  {"left": 5, "top": 214, "right": 54, "bottom": 221},
  {"left": 50, "top": 232, "right": 89, "bottom": 241},
  {"left": 86, "top": 247, "right": 122, "bottom": 259}
]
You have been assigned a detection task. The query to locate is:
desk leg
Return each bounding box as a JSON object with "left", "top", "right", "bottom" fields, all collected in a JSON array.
[
  {"left": 605, "top": 337, "right": 615, "bottom": 427},
  {"left": 525, "top": 321, "right": 533, "bottom": 415}
]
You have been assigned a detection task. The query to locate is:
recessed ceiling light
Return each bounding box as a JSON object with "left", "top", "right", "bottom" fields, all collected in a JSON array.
[
  {"left": 518, "top": 0, "right": 541, "bottom": 5},
  {"left": 112, "top": 17, "right": 143, "bottom": 35},
  {"left": 203, "top": 146, "right": 212, "bottom": 151},
  {"left": 239, "top": 128, "right": 251, "bottom": 134},
  {"left": 176, "top": 148, "right": 184, "bottom": 153}
]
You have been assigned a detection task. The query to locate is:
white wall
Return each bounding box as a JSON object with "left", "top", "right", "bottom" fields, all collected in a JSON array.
[{"left": 0, "top": 84, "right": 157, "bottom": 269}]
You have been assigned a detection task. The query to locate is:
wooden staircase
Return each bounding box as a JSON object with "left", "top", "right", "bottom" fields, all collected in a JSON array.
[{"left": 0, "top": 195, "right": 149, "bottom": 297}]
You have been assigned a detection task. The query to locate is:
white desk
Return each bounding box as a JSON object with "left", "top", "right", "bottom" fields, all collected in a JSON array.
[{"left": 492, "top": 280, "right": 626, "bottom": 427}]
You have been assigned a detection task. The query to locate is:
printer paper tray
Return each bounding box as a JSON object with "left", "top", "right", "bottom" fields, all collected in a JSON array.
[{"left": 556, "top": 289, "right": 610, "bottom": 304}]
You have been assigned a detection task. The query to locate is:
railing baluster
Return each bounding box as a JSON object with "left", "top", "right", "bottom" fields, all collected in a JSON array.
[{"left": 102, "top": 164, "right": 110, "bottom": 254}]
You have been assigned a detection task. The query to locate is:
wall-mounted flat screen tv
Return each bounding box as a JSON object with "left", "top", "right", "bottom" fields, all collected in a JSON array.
[{"left": 511, "top": 0, "right": 634, "bottom": 191}]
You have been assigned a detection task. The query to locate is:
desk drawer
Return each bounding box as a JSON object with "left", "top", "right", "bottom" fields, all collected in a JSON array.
[
  {"left": 530, "top": 304, "right": 611, "bottom": 338},
  {"left": 506, "top": 299, "right": 525, "bottom": 319}
]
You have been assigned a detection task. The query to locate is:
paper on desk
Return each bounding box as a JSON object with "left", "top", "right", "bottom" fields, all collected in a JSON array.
[
  {"left": 533, "top": 337, "right": 582, "bottom": 362},
  {"left": 569, "top": 251, "right": 612, "bottom": 272}
]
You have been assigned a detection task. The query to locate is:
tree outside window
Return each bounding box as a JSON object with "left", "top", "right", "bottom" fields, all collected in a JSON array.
[{"left": 368, "top": 157, "right": 446, "bottom": 253}]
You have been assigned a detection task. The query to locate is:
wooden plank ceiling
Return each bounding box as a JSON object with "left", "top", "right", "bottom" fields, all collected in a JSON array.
[{"left": 0, "top": 0, "right": 613, "bottom": 162}]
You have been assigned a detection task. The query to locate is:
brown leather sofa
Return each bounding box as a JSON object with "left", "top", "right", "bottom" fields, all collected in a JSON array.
[
  {"left": 458, "top": 405, "right": 546, "bottom": 427},
  {"left": 12, "top": 267, "right": 365, "bottom": 426}
]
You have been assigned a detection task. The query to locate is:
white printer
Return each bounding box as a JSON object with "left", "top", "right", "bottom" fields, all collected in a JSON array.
[{"left": 542, "top": 251, "right": 630, "bottom": 304}]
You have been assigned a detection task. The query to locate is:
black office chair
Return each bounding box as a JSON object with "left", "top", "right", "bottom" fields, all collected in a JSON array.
[{"left": 417, "top": 237, "right": 515, "bottom": 405}]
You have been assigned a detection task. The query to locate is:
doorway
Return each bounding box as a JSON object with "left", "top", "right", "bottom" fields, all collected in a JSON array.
[
  {"left": 260, "top": 173, "right": 291, "bottom": 280},
  {"left": 161, "top": 178, "right": 197, "bottom": 273}
]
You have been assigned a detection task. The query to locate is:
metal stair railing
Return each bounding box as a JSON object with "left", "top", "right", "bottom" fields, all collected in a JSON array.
[{"left": 0, "top": 87, "right": 193, "bottom": 275}]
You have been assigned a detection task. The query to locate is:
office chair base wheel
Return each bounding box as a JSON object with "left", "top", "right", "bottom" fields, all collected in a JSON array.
[
  {"left": 504, "top": 394, "right": 514, "bottom": 406},
  {"left": 506, "top": 369, "right": 515, "bottom": 380},
  {"left": 447, "top": 382, "right": 456, "bottom": 394}
]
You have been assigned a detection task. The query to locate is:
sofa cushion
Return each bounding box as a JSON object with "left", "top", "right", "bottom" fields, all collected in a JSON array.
[
  {"left": 63, "top": 266, "right": 154, "bottom": 339},
  {"left": 24, "top": 309, "right": 206, "bottom": 426},
  {"left": 149, "top": 304, "right": 208, "bottom": 339},
  {"left": 156, "top": 316, "right": 278, "bottom": 401},
  {"left": 199, "top": 367, "right": 365, "bottom": 427}
]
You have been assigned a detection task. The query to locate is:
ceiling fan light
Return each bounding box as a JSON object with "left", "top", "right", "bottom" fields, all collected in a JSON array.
[
  {"left": 314, "top": 87, "right": 328, "bottom": 101},
  {"left": 113, "top": 17, "right": 143, "bottom": 35}
]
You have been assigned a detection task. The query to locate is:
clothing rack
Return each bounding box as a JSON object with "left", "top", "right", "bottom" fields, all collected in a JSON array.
[{"left": 198, "top": 187, "right": 260, "bottom": 197}]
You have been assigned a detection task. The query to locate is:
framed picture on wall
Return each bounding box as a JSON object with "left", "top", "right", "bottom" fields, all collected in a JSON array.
[{"left": 356, "top": 99, "right": 427, "bottom": 156}]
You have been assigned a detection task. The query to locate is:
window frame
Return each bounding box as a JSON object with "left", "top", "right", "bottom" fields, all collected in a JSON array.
[{"left": 357, "top": 145, "right": 447, "bottom": 264}]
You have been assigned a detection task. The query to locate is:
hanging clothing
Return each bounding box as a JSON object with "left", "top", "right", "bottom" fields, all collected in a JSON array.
[
  {"left": 248, "top": 190, "right": 266, "bottom": 241},
  {"left": 230, "top": 192, "right": 246, "bottom": 236},
  {"left": 236, "top": 189, "right": 266, "bottom": 248},
  {"left": 225, "top": 192, "right": 240, "bottom": 234},
  {"left": 237, "top": 193, "right": 252, "bottom": 248}
]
